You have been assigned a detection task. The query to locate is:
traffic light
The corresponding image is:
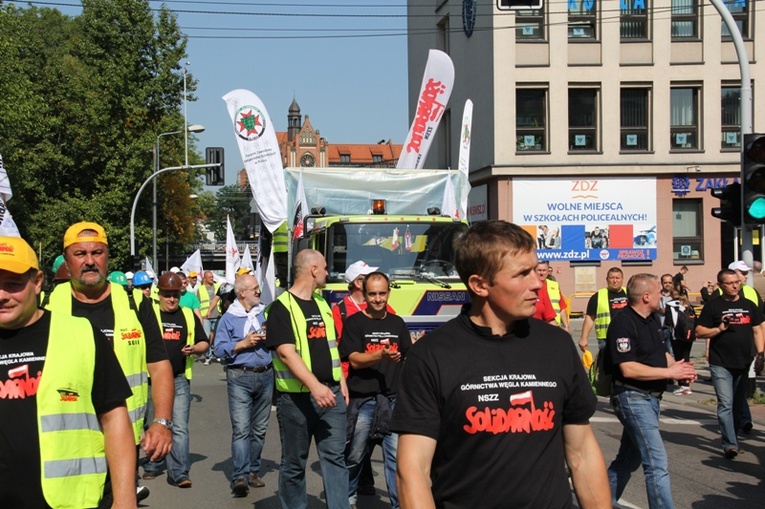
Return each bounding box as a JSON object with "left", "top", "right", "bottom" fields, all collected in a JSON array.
[
  {"left": 710, "top": 182, "right": 741, "bottom": 225},
  {"left": 742, "top": 133, "right": 765, "bottom": 224},
  {"left": 205, "top": 147, "right": 225, "bottom": 186},
  {"left": 497, "top": 0, "right": 543, "bottom": 9}
]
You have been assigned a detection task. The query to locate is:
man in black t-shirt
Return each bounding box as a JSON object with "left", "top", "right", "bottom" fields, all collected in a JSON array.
[
  {"left": 0, "top": 236, "right": 135, "bottom": 508},
  {"left": 46, "top": 222, "right": 174, "bottom": 503},
  {"left": 606, "top": 274, "right": 697, "bottom": 508},
  {"left": 340, "top": 272, "right": 411, "bottom": 508},
  {"left": 143, "top": 272, "right": 208, "bottom": 487},
  {"left": 696, "top": 269, "right": 765, "bottom": 459},
  {"left": 265, "top": 250, "right": 349, "bottom": 509},
  {"left": 579, "top": 267, "right": 628, "bottom": 352},
  {"left": 391, "top": 221, "right": 610, "bottom": 508}
]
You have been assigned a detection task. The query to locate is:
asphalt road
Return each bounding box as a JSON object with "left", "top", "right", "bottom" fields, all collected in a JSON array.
[{"left": 136, "top": 319, "right": 765, "bottom": 509}]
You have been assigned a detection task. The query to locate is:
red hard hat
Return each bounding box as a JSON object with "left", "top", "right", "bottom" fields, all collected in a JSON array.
[{"left": 158, "top": 272, "right": 183, "bottom": 291}]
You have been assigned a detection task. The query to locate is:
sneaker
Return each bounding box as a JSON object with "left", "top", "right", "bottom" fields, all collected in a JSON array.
[
  {"left": 248, "top": 472, "right": 265, "bottom": 488},
  {"left": 673, "top": 386, "right": 692, "bottom": 396},
  {"left": 741, "top": 421, "right": 753, "bottom": 434},
  {"left": 724, "top": 447, "right": 738, "bottom": 459},
  {"left": 136, "top": 485, "right": 150, "bottom": 502},
  {"left": 203, "top": 359, "right": 211, "bottom": 366},
  {"left": 357, "top": 485, "right": 376, "bottom": 496},
  {"left": 232, "top": 477, "right": 249, "bottom": 497},
  {"left": 142, "top": 471, "right": 160, "bottom": 481},
  {"left": 171, "top": 478, "right": 192, "bottom": 488}
]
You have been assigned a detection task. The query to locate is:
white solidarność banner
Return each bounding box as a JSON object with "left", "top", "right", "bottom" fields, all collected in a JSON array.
[
  {"left": 397, "top": 50, "right": 454, "bottom": 170},
  {"left": 513, "top": 178, "right": 657, "bottom": 262},
  {"left": 223, "top": 89, "right": 288, "bottom": 233}
]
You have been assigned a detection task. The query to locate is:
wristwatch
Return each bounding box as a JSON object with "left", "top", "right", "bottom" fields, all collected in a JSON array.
[{"left": 153, "top": 418, "right": 173, "bottom": 430}]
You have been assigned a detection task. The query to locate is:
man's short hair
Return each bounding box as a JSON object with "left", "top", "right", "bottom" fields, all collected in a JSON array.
[
  {"left": 717, "top": 269, "right": 737, "bottom": 284},
  {"left": 607, "top": 267, "right": 623, "bottom": 277},
  {"left": 362, "top": 271, "right": 390, "bottom": 293},
  {"left": 455, "top": 221, "right": 535, "bottom": 294},
  {"left": 626, "top": 273, "right": 658, "bottom": 304}
]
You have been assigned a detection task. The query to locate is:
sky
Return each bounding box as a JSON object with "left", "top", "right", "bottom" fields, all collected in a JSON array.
[{"left": 12, "top": 0, "right": 414, "bottom": 187}]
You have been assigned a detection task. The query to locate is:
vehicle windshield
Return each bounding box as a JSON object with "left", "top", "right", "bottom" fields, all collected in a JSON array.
[{"left": 327, "top": 221, "right": 468, "bottom": 282}]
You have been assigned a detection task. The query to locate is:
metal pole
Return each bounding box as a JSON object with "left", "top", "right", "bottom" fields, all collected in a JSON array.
[
  {"left": 130, "top": 163, "right": 220, "bottom": 257},
  {"left": 153, "top": 142, "right": 158, "bottom": 271},
  {"left": 708, "top": 0, "right": 753, "bottom": 267}
]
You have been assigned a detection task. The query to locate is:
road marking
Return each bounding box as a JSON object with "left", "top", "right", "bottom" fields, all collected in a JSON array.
[{"left": 591, "top": 416, "right": 714, "bottom": 425}]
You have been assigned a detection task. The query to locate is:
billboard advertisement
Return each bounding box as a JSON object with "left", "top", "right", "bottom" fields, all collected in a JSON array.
[{"left": 513, "top": 178, "right": 657, "bottom": 262}]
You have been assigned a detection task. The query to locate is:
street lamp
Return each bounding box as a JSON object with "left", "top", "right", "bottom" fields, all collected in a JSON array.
[{"left": 153, "top": 124, "right": 205, "bottom": 269}]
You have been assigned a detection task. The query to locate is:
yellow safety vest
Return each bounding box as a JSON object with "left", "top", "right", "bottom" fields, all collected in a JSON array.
[
  {"left": 46, "top": 282, "right": 148, "bottom": 444},
  {"left": 270, "top": 291, "right": 342, "bottom": 393},
  {"left": 546, "top": 279, "right": 562, "bottom": 325},
  {"left": 152, "top": 303, "right": 196, "bottom": 380},
  {"left": 594, "top": 287, "right": 626, "bottom": 340},
  {"left": 198, "top": 283, "right": 220, "bottom": 316},
  {"left": 38, "top": 312, "right": 106, "bottom": 508},
  {"left": 273, "top": 222, "right": 289, "bottom": 254}
]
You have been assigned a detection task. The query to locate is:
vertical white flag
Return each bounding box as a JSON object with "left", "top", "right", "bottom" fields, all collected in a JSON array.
[
  {"left": 257, "top": 250, "right": 277, "bottom": 306},
  {"left": 225, "top": 215, "right": 241, "bottom": 284},
  {"left": 292, "top": 171, "right": 309, "bottom": 239},
  {"left": 457, "top": 99, "right": 473, "bottom": 219},
  {"left": 441, "top": 175, "right": 459, "bottom": 219},
  {"left": 223, "top": 89, "right": 288, "bottom": 233},
  {"left": 0, "top": 154, "right": 20, "bottom": 237},
  {"left": 397, "top": 50, "right": 455, "bottom": 170},
  {"left": 181, "top": 249, "right": 203, "bottom": 276},
  {"left": 241, "top": 244, "right": 255, "bottom": 272},
  {"left": 144, "top": 257, "right": 156, "bottom": 280}
]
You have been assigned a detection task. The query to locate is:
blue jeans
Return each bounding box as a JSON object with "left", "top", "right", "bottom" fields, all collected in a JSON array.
[
  {"left": 607, "top": 386, "right": 674, "bottom": 509},
  {"left": 277, "top": 388, "right": 348, "bottom": 509},
  {"left": 204, "top": 318, "right": 219, "bottom": 360},
  {"left": 346, "top": 399, "right": 398, "bottom": 508},
  {"left": 226, "top": 367, "right": 274, "bottom": 480},
  {"left": 144, "top": 374, "right": 191, "bottom": 483},
  {"left": 710, "top": 364, "right": 749, "bottom": 452}
]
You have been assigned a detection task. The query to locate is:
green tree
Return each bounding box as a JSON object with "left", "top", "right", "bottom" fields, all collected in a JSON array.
[
  {"left": 203, "top": 184, "right": 255, "bottom": 242},
  {"left": 0, "top": 1, "right": 202, "bottom": 271}
]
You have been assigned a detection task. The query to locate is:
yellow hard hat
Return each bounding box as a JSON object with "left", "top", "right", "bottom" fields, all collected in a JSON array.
[{"left": 582, "top": 350, "right": 594, "bottom": 370}]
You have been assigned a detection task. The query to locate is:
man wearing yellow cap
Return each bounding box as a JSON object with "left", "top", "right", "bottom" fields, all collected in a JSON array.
[
  {"left": 46, "top": 221, "right": 174, "bottom": 503},
  {"left": 0, "top": 236, "right": 137, "bottom": 508}
]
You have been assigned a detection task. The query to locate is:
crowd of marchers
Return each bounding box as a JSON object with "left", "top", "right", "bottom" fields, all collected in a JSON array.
[{"left": 0, "top": 220, "right": 762, "bottom": 509}]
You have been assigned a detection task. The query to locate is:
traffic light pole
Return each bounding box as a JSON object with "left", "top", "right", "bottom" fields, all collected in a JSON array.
[{"left": 709, "top": 0, "right": 753, "bottom": 275}]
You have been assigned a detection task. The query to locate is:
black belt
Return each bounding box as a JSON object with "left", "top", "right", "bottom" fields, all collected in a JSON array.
[
  {"left": 228, "top": 363, "right": 272, "bottom": 373},
  {"left": 614, "top": 380, "right": 663, "bottom": 398},
  {"left": 321, "top": 381, "right": 340, "bottom": 388}
]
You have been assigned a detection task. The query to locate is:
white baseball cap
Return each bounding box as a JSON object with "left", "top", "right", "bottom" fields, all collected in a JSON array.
[
  {"left": 345, "top": 260, "right": 378, "bottom": 283},
  {"left": 170, "top": 266, "right": 181, "bottom": 273},
  {"left": 729, "top": 260, "right": 752, "bottom": 272},
  {"left": 125, "top": 271, "right": 134, "bottom": 279}
]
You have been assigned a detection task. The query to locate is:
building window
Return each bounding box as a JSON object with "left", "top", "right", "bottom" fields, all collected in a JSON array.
[
  {"left": 568, "top": 0, "right": 597, "bottom": 39},
  {"left": 722, "top": 0, "right": 749, "bottom": 39},
  {"left": 620, "top": 0, "right": 649, "bottom": 40},
  {"left": 670, "top": 86, "right": 700, "bottom": 150},
  {"left": 516, "top": 88, "right": 547, "bottom": 152},
  {"left": 340, "top": 154, "right": 350, "bottom": 163},
  {"left": 721, "top": 86, "right": 741, "bottom": 150},
  {"left": 569, "top": 88, "right": 599, "bottom": 151},
  {"left": 620, "top": 87, "right": 650, "bottom": 151},
  {"left": 372, "top": 154, "right": 382, "bottom": 163},
  {"left": 673, "top": 199, "right": 703, "bottom": 261},
  {"left": 671, "top": 0, "right": 698, "bottom": 39},
  {"left": 516, "top": 7, "right": 545, "bottom": 41}
]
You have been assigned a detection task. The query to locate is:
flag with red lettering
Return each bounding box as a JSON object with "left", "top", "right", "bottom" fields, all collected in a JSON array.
[
  {"left": 391, "top": 227, "right": 400, "bottom": 250},
  {"left": 397, "top": 50, "right": 455, "bottom": 170},
  {"left": 457, "top": 99, "right": 473, "bottom": 219},
  {"left": 404, "top": 226, "right": 412, "bottom": 251},
  {"left": 292, "top": 171, "right": 309, "bottom": 239},
  {"left": 223, "top": 89, "right": 288, "bottom": 233},
  {"left": 0, "top": 154, "right": 20, "bottom": 237},
  {"left": 441, "top": 175, "right": 459, "bottom": 218},
  {"left": 225, "top": 215, "right": 241, "bottom": 284}
]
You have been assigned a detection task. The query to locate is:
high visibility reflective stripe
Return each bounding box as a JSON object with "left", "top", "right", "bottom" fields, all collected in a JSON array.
[
  {"left": 40, "top": 413, "right": 100, "bottom": 433},
  {"left": 125, "top": 372, "right": 148, "bottom": 388},
  {"left": 331, "top": 359, "right": 341, "bottom": 369},
  {"left": 129, "top": 403, "right": 147, "bottom": 424},
  {"left": 275, "top": 369, "right": 297, "bottom": 380},
  {"left": 44, "top": 457, "right": 107, "bottom": 478},
  {"left": 327, "top": 340, "right": 338, "bottom": 349}
]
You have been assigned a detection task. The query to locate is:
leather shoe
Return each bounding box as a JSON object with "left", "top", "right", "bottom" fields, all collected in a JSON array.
[
  {"left": 248, "top": 472, "right": 265, "bottom": 488},
  {"left": 232, "top": 477, "right": 249, "bottom": 497}
]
